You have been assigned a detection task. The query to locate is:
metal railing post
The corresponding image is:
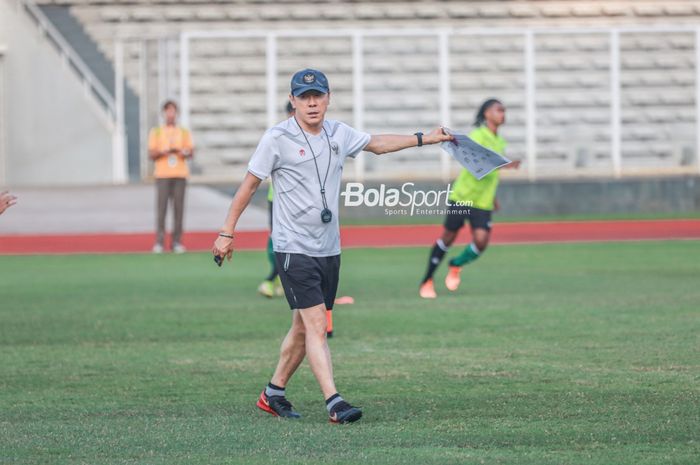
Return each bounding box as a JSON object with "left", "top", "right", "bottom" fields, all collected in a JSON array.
[
  {"left": 610, "top": 29, "right": 622, "bottom": 178},
  {"left": 139, "top": 40, "right": 149, "bottom": 181},
  {"left": 179, "top": 32, "right": 190, "bottom": 129},
  {"left": 0, "top": 50, "right": 5, "bottom": 186},
  {"left": 696, "top": 28, "right": 700, "bottom": 175},
  {"left": 439, "top": 30, "right": 451, "bottom": 182},
  {"left": 266, "top": 34, "right": 278, "bottom": 129},
  {"left": 524, "top": 30, "right": 536, "bottom": 181},
  {"left": 353, "top": 32, "right": 365, "bottom": 182},
  {"left": 112, "top": 40, "right": 127, "bottom": 184},
  {"left": 157, "top": 38, "right": 167, "bottom": 107}
]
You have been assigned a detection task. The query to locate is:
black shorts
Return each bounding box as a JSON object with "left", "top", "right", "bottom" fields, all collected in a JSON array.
[
  {"left": 443, "top": 203, "right": 492, "bottom": 232},
  {"left": 275, "top": 252, "right": 340, "bottom": 310}
]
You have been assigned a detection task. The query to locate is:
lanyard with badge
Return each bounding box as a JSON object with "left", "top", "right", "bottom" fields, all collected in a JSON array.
[
  {"left": 166, "top": 127, "right": 179, "bottom": 168},
  {"left": 294, "top": 117, "right": 333, "bottom": 224}
]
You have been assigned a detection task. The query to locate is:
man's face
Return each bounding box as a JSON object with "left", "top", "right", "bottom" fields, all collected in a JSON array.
[
  {"left": 164, "top": 106, "right": 177, "bottom": 125},
  {"left": 485, "top": 103, "right": 506, "bottom": 126},
  {"left": 290, "top": 90, "right": 330, "bottom": 128}
]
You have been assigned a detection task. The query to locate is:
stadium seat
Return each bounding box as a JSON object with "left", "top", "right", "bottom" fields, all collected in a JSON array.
[{"left": 30, "top": 0, "right": 700, "bottom": 180}]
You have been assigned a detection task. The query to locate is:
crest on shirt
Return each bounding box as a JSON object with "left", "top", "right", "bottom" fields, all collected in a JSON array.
[
  {"left": 330, "top": 142, "right": 339, "bottom": 155},
  {"left": 299, "top": 148, "right": 306, "bottom": 157},
  {"left": 303, "top": 73, "right": 315, "bottom": 84}
]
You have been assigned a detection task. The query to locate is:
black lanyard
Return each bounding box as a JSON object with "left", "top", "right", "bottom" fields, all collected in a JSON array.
[{"left": 294, "top": 117, "right": 334, "bottom": 223}]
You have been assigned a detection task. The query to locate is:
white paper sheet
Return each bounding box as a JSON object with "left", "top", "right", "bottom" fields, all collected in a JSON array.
[{"left": 440, "top": 128, "right": 512, "bottom": 180}]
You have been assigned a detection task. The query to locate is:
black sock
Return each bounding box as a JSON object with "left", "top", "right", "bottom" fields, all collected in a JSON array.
[
  {"left": 265, "top": 382, "right": 285, "bottom": 397},
  {"left": 325, "top": 393, "right": 343, "bottom": 413},
  {"left": 422, "top": 239, "right": 449, "bottom": 283},
  {"left": 266, "top": 268, "right": 278, "bottom": 281}
]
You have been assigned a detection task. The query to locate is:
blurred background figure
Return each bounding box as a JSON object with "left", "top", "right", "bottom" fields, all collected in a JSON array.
[
  {"left": 258, "top": 101, "right": 295, "bottom": 298},
  {"left": 0, "top": 191, "right": 17, "bottom": 215},
  {"left": 148, "top": 100, "right": 194, "bottom": 254},
  {"left": 420, "top": 98, "right": 520, "bottom": 299}
]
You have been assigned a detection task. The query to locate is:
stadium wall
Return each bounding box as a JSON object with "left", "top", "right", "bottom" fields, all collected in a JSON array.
[
  {"left": 0, "top": 0, "right": 113, "bottom": 187},
  {"left": 498, "top": 175, "right": 700, "bottom": 216}
]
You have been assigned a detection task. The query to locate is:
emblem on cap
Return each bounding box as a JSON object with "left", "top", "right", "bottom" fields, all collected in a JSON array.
[{"left": 303, "top": 73, "right": 316, "bottom": 84}]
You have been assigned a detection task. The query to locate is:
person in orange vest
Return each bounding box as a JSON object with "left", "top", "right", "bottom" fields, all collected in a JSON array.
[{"left": 148, "top": 100, "right": 194, "bottom": 254}]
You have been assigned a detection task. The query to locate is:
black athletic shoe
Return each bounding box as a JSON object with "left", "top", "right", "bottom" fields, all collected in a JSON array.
[
  {"left": 256, "top": 391, "right": 301, "bottom": 419},
  {"left": 329, "top": 400, "right": 362, "bottom": 424}
]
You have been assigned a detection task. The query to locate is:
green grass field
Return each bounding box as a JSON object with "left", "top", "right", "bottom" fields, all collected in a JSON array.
[{"left": 1, "top": 242, "right": 699, "bottom": 465}]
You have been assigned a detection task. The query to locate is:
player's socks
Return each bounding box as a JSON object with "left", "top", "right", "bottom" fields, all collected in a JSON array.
[
  {"left": 326, "top": 393, "right": 362, "bottom": 423},
  {"left": 326, "top": 309, "right": 334, "bottom": 338},
  {"left": 325, "top": 393, "right": 342, "bottom": 413},
  {"left": 449, "top": 242, "right": 481, "bottom": 267},
  {"left": 257, "top": 383, "right": 301, "bottom": 418},
  {"left": 265, "top": 382, "right": 286, "bottom": 398},
  {"left": 265, "top": 237, "right": 278, "bottom": 281},
  {"left": 422, "top": 238, "right": 449, "bottom": 283},
  {"left": 266, "top": 237, "right": 275, "bottom": 265}
]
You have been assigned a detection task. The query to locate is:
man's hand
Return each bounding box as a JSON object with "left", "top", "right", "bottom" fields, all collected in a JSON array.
[
  {"left": 212, "top": 234, "right": 234, "bottom": 265},
  {"left": 494, "top": 198, "right": 501, "bottom": 212},
  {"left": 149, "top": 150, "right": 167, "bottom": 160},
  {"left": 166, "top": 148, "right": 193, "bottom": 159},
  {"left": 504, "top": 160, "right": 521, "bottom": 170},
  {"left": 211, "top": 172, "right": 263, "bottom": 267},
  {"left": 423, "top": 127, "right": 455, "bottom": 145},
  {"left": 0, "top": 191, "right": 17, "bottom": 215}
]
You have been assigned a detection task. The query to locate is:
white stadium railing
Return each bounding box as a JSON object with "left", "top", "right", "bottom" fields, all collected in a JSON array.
[{"left": 178, "top": 26, "right": 700, "bottom": 182}]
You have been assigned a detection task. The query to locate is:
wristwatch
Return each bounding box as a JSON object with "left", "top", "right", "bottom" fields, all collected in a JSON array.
[{"left": 414, "top": 132, "right": 424, "bottom": 147}]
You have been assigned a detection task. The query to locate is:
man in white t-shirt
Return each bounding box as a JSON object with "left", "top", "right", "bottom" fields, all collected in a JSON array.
[{"left": 212, "top": 68, "right": 453, "bottom": 424}]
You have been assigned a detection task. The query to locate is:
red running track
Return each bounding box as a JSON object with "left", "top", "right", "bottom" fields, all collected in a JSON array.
[{"left": 1, "top": 219, "right": 699, "bottom": 255}]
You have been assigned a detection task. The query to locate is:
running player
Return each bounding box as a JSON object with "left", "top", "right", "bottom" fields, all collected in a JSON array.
[
  {"left": 419, "top": 98, "right": 520, "bottom": 298},
  {"left": 213, "top": 69, "right": 453, "bottom": 423}
]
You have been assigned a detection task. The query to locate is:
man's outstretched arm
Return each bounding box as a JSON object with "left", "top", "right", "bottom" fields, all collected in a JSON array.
[{"left": 364, "top": 127, "right": 454, "bottom": 155}]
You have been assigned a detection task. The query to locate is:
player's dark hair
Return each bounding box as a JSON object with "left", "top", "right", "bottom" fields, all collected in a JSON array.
[
  {"left": 162, "top": 100, "right": 178, "bottom": 111},
  {"left": 474, "top": 99, "right": 502, "bottom": 127},
  {"left": 286, "top": 101, "right": 294, "bottom": 115}
]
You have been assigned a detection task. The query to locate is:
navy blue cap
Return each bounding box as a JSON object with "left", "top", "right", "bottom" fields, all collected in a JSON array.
[{"left": 290, "top": 69, "right": 330, "bottom": 96}]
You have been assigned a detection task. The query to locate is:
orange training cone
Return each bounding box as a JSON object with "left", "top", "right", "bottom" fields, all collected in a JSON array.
[{"left": 326, "top": 309, "right": 334, "bottom": 338}]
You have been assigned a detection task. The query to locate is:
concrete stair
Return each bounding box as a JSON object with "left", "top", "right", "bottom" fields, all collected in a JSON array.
[{"left": 39, "top": 4, "right": 141, "bottom": 181}]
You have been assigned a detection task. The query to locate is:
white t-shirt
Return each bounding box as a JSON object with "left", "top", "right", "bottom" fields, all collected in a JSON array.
[{"left": 248, "top": 118, "right": 371, "bottom": 257}]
